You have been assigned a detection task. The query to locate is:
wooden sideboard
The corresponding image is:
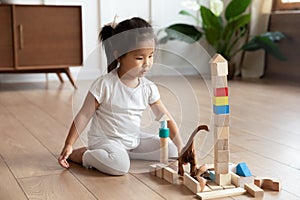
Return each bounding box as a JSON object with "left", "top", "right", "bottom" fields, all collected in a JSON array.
[{"left": 0, "top": 4, "right": 83, "bottom": 88}]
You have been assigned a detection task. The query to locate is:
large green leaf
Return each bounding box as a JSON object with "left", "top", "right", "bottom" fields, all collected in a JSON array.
[
  {"left": 163, "top": 24, "right": 203, "bottom": 44},
  {"left": 200, "top": 6, "right": 222, "bottom": 45},
  {"left": 225, "top": 0, "right": 251, "bottom": 21},
  {"left": 201, "top": 6, "right": 222, "bottom": 29},
  {"left": 243, "top": 35, "right": 286, "bottom": 61},
  {"left": 260, "top": 31, "right": 286, "bottom": 42},
  {"left": 223, "top": 14, "right": 250, "bottom": 41}
]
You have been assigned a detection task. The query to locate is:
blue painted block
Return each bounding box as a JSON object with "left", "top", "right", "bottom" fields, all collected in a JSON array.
[
  {"left": 236, "top": 162, "right": 252, "bottom": 177},
  {"left": 209, "top": 170, "right": 215, "bottom": 181},
  {"left": 213, "top": 105, "right": 230, "bottom": 114}
]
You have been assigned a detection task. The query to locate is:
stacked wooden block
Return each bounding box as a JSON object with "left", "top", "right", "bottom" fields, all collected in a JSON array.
[{"left": 210, "top": 54, "right": 231, "bottom": 186}]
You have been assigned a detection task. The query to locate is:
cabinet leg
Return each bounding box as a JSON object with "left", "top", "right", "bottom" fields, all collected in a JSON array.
[
  {"left": 64, "top": 68, "right": 77, "bottom": 89},
  {"left": 56, "top": 72, "right": 64, "bottom": 83}
]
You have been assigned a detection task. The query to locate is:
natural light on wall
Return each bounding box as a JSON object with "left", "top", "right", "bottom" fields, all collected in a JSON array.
[{"left": 281, "top": 0, "right": 300, "bottom": 2}]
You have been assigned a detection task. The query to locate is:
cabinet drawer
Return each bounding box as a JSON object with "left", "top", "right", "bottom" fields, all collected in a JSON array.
[{"left": 14, "top": 5, "right": 83, "bottom": 67}]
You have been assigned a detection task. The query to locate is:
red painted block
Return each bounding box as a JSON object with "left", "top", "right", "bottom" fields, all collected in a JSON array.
[{"left": 214, "top": 87, "right": 228, "bottom": 97}]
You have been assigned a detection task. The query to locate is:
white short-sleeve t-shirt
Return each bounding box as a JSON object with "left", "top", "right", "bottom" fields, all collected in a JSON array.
[{"left": 88, "top": 68, "right": 160, "bottom": 150}]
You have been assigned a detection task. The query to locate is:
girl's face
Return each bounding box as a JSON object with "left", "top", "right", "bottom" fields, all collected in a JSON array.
[{"left": 118, "top": 40, "right": 155, "bottom": 78}]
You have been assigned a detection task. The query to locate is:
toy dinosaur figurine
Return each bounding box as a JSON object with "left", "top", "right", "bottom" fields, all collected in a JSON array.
[{"left": 177, "top": 125, "right": 209, "bottom": 177}]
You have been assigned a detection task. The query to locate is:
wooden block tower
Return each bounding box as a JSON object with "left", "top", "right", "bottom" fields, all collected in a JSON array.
[{"left": 210, "top": 54, "right": 231, "bottom": 186}]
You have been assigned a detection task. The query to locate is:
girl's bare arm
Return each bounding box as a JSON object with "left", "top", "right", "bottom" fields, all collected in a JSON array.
[
  {"left": 150, "top": 99, "right": 184, "bottom": 153},
  {"left": 58, "top": 92, "right": 99, "bottom": 167}
]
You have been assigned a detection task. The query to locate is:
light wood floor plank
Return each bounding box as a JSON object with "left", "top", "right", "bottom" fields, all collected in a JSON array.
[
  {"left": 0, "top": 114, "right": 62, "bottom": 179},
  {"left": 69, "top": 164, "right": 164, "bottom": 200},
  {"left": 18, "top": 172, "right": 96, "bottom": 200},
  {"left": 0, "top": 156, "right": 28, "bottom": 200}
]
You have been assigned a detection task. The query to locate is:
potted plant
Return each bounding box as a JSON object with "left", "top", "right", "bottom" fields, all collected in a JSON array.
[{"left": 159, "top": 0, "right": 286, "bottom": 79}]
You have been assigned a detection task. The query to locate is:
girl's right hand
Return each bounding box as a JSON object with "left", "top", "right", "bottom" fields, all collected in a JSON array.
[{"left": 58, "top": 144, "right": 73, "bottom": 168}]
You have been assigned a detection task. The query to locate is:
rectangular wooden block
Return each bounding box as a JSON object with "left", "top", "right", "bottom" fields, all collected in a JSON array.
[
  {"left": 244, "top": 183, "right": 264, "bottom": 198},
  {"left": 211, "top": 62, "right": 228, "bottom": 76},
  {"left": 212, "top": 76, "right": 228, "bottom": 88},
  {"left": 215, "top": 139, "right": 229, "bottom": 151},
  {"left": 155, "top": 164, "right": 166, "bottom": 178},
  {"left": 213, "top": 105, "right": 229, "bottom": 114},
  {"left": 197, "top": 187, "right": 246, "bottom": 200},
  {"left": 214, "top": 114, "right": 230, "bottom": 127},
  {"left": 163, "top": 166, "right": 178, "bottom": 184},
  {"left": 184, "top": 173, "right": 200, "bottom": 194},
  {"left": 213, "top": 96, "right": 229, "bottom": 106},
  {"left": 214, "top": 150, "right": 230, "bottom": 163},
  {"left": 206, "top": 181, "right": 223, "bottom": 191},
  {"left": 214, "top": 162, "right": 229, "bottom": 174},
  {"left": 214, "top": 126, "right": 230, "bottom": 140},
  {"left": 214, "top": 87, "right": 228, "bottom": 97},
  {"left": 215, "top": 173, "right": 231, "bottom": 186},
  {"left": 149, "top": 164, "right": 157, "bottom": 176},
  {"left": 222, "top": 184, "right": 235, "bottom": 189},
  {"left": 231, "top": 172, "right": 241, "bottom": 187}
]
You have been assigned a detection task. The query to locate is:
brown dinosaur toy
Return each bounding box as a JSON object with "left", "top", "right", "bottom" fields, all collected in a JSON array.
[{"left": 177, "top": 125, "right": 209, "bottom": 177}]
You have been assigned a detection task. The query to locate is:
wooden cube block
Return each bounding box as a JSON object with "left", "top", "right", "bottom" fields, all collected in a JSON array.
[
  {"left": 214, "top": 114, "right": 230, "bottom": 127},
  {"left": 213, "top": 105, "right": 230, "bottom": 114},
  {"left": 215, "top": 139, "right": 229, "bottom": 151},
  {"left": 212, "top": 76, "right": 228, "bottom": 88},
  {"left": 163, "top": 166, "right": 178, "bottom": 184},
  {"left": 213, "top": 96, "right": 229, "bottom": 106},
  {"left": 244, "top": 183, "right": 264, "bottom": 198},
  {"left": 214, "top": 162, "right": 229, "bottom": 174},
  {"left": 231, "top": 172, "right": 241, "bottom": 187},
  {"left": 214, "top": 126, "right": 230, "bottom": 140},
  {"left": 214, "top": 87, "right": 228, "bottom": 97},
  {"left": 184, "top": 173, "right": 200, "bottom": 194},
  {"left": 215, "top": 173, "right": 231, "bottom": 186},
  {"left": 214, "top": 150, "right": 230, "bottom": 163}
]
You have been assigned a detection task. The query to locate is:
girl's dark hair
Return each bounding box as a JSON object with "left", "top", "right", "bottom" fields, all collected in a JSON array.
[{"left": 99, "top": 17, "right": 156, "bottom": 73}]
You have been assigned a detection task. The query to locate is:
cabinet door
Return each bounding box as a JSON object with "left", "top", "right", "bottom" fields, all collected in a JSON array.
[
  {"left": 15, "top": 5, "right": 83, "bottom": 67},
  {"left": 0, "top": 5, "right": 14, "bottom": 69}
]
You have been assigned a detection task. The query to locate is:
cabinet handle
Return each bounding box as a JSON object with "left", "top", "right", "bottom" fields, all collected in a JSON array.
[{"left": 19, "top": 24, "right": 24, "bottom": 49}]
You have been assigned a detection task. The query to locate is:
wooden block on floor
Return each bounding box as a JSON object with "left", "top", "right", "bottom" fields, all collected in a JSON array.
[
  {"left": 213, "top": 96, "right": 229, "bottom": 106},
  {"left": 214, "top": 114, "right": 230, "bottom": 127},
  {"left": 197, "top": 187, "right": 246, "bottom": 200},
  {"left": 214, "top": 162, "right": 229, "bottom": 174},
  {"left": 222, "top": 184, "right": 235, "bottom": 189},
  {"left": 155, "top": 164, "right": 166, "bottom": 178},
  {"left": 163, "top": 166, "right": 178, "bottom": 184},
  {"left": 231, "top": 172, "right": 241, "bottom": 187},
  {"left": 214, "top": 150, "right": 230, "bottom": 163},
  {"left": 212, "top": 76, "right": 228, "bottom": 88},
  {"left": 215, "top": 173, "right": 231, "bottom": 186},
  {"left": 214, "top": 126, "right": 230, "bottom": 140},
  {"left": 149, "top": 164, "right": 157, "bottom": 176},
  {"left": 214, "top": 87, "right": 228, "bottom": 97},
  {"left": 206, "top": 181, "right": 223, "bottom": 191},
  {"left": 184, "top": 173, "right": 200, "bottom": 194},
  {"left": 244, "top": 183, "right": 264, "bottom": 198},
  {"left": 254, "top": 177, "right": 281, "bottom": 191}
]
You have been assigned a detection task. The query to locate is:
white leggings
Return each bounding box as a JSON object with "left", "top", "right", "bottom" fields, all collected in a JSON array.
[{"left": 82, "top": 133, "right": 178, "bottom": 175}]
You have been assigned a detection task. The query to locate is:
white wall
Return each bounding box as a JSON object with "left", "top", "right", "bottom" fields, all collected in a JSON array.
[{"left": 0, "top": 0, "right": 212, "bottom": 83}]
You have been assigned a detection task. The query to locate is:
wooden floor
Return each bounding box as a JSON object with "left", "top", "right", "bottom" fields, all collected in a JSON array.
[{"left": 1, "top": 75, "right": 300, "bottom": 200}]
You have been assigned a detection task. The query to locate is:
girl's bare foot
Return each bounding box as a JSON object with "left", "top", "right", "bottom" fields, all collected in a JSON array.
[{"left": 69, "top": 147, "right": 87, "bottom": 165}]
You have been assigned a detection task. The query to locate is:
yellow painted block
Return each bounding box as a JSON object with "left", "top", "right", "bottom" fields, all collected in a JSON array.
[{"left": 213, "top": 96, "right": 229, "bottom": 106}]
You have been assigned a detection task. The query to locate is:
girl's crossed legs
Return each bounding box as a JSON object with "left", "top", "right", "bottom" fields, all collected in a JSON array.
[{"left": 79, "top": 133, "right": 177, "bottom": 175}]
